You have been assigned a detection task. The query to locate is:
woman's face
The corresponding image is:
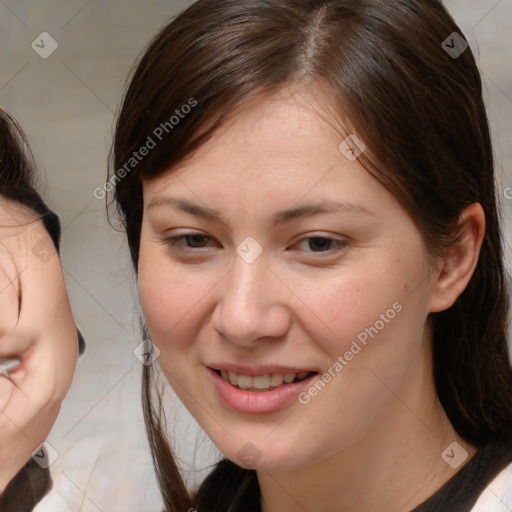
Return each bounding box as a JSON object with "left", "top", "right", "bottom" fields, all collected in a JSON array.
[
  {"left": 0, "top": 200, "right": 77, "bottom": 475},
  {"left": 138, "top": 90, "right": 441, "bottom": 471}
]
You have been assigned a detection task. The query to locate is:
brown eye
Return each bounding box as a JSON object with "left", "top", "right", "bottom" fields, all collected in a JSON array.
[
  {"left": 163, "top": 233, "right": 216, "bottom": 253},
  {"left": 181, "top": 234, "right": 210, "bottom": 248},
  {"left": 308, "top": 237, "right": 334, "bottom": 252},
  {"left": 295, "top": 236, "right": 348, "bottom": 253}
]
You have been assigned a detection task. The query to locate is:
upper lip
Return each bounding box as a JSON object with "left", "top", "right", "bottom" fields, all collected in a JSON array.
[{"left": 208, "top": 363, "right": 317, "bottom": 376}]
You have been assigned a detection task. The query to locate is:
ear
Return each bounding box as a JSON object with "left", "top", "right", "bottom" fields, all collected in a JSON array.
[{"left": 428, "top": 203, "right": 485, "bottom": 313}]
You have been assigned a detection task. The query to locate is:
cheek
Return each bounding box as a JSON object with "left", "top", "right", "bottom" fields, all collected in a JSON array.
[
  {"left": 0, "top": 253, "right": 19, "bottom": 335},
  {"left": 292, "top": 264, "right": 412, "bottom": 359},
  {"left": 137, "top": 249, "right": 211, "bottom": 353},
  {"left": 302, "top": 260, "right": 429, "bottom": 407},
  {"left": 44, "top": 265, "right": 79, "bottom": 384}
]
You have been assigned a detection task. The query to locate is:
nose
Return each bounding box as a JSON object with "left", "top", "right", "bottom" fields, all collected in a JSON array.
[{"left": 211, "top": 253, "right": 291, "bottom": 347}]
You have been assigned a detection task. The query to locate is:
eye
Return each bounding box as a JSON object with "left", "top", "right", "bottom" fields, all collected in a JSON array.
[
  {"left": 162, "top": 233, "right": 216, "bottom": 252},
  {"left": 161, "top": 232, "right": 348, "bottom": 256},
  {"left": 293, "top": 235, "right": 348, "bottom": 253}
]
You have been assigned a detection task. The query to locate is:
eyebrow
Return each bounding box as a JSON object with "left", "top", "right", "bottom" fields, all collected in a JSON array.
[{"left": 147, "top": 197, "right": 376, "bottom": 226}]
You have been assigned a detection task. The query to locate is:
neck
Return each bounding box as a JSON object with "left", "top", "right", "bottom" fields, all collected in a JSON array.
[{"left": 257, "top": 338, "right": 477, "bottom": 512}]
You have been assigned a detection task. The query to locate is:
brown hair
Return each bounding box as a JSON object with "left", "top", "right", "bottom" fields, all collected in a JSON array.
[
  {"left": 0, "top": 458, "right": 52, "bottom": 512},
  {"left": 0, "top": 107, "right": 40, "bottom": 206},
  {"left": 109, "top": 1, "right": 512, "bottom": 510},
  {"left": 0, "top": 107, "right": 60, "bottom": 247}
]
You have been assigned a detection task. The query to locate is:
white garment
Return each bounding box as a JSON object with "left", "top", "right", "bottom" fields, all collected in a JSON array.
[
  {"left": 470, "top": 461, "right": 512, "bottom": 511},
  {"left": 32, "top": 429, "right": 163, "bottom": 512},
  {"left": 32, "top": 363, "right": 164, "bottom": 512}
]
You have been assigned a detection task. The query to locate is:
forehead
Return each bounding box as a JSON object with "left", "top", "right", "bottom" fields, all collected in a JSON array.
[
  {"left": 140, "top": 87, "right": 406, "bottom": 229},
  {"left": 144, "top": 90, "right": 357, "bottom": 192}
]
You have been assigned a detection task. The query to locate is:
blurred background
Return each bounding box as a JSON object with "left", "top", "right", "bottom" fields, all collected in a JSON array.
[{"left": 0, "top": 0, "right": 510, "bottom": 510}]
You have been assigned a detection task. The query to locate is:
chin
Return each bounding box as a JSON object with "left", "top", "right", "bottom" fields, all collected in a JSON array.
[{"left": 212, "top": 433, "right": 307, "bottom": 472}]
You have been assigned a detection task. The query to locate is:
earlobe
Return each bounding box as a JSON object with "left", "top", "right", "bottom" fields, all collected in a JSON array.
[{"left": 428, "top": 203, "right": 485, "bottom": 313}]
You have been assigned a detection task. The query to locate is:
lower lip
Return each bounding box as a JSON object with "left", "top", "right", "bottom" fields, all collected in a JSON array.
[{"left": 208, "top": 368, "right": 318, "bottom": 414}]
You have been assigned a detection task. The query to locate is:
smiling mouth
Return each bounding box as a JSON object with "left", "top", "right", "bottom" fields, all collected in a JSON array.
[{"left": 215, "top": 369, "right": 317, "bottom": 391}]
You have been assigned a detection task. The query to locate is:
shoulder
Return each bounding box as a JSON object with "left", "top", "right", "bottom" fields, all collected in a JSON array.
[{"left": 469, "top": 461, "right": 512, "bottom": 511}]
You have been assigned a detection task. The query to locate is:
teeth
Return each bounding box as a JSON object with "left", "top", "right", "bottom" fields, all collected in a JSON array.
[
  {"left": 237, "top": 375, "right": 253, "bottom": 389},
  {"left": 218, "top": 370, "right": 312, "bottom": 390},
  {"left": 270, "top": 373, "right": 284, "bottom": 386},
  {"left": 252, "top": 375, "right": 271, "bottom": 389}
]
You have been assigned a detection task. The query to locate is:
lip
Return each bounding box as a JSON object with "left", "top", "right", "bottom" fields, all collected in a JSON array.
[{"left": 207, "top": 367, "right": 318, "bottom": 414}]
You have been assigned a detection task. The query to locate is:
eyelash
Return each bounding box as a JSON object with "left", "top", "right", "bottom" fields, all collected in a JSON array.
[{"left": 162, "top": 233, "right": 348, "bottom": 255}]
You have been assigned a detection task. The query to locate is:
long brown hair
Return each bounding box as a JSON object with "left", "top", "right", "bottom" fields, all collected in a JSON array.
[{"left": 109, "top": 1, "right": 512, "bottom": 510}]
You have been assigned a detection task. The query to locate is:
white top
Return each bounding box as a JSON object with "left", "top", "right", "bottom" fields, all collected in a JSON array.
[{"left": 470, "top": 461, "right": 512, "bottom": 511}]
